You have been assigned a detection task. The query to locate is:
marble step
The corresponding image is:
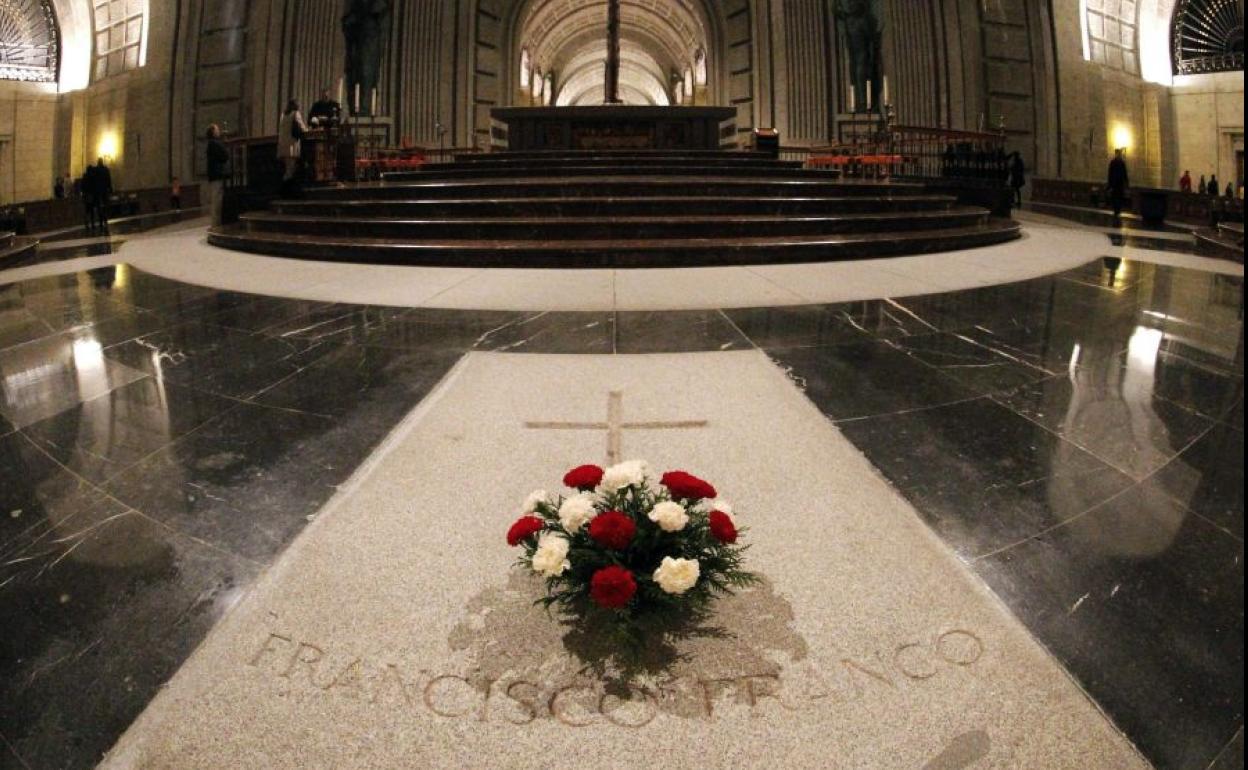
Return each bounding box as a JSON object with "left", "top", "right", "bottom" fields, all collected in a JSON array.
[
  {"left": 0, "top": 235, "right": 38, "bottom": 267},
  {"left": 207, "top": 219, "right": 1021, "bottom": 268},
  {"left": 409, "top": 157, "right": 805, "bottom": 172},
  {"left": 384, "top": 164, "right": 829, "bottom": 181},
  {"left": 271, "top": 194, "right": 959, "bottom": 218},
  {"left": 240, "top": 208, "right": 988, "bottom": 240},
  {"left": 1195, "top": 225, "right": 1245, "bottom": 262},
  {"left": 305, "top": 177, "right": 931, "bottom": 201}
]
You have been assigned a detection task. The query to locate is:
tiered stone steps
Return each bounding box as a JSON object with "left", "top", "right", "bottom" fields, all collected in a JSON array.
[{"left": 209, "top": 150, "right": 1020, "bottom": 267}]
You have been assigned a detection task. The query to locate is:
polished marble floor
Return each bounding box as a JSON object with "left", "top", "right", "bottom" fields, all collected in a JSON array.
[{"left": 0, "top": 253, "right": 1242, "bottom": 769}]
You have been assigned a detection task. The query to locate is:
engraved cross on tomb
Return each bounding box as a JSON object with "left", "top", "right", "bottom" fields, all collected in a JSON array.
[{"left": 524, "top": 391, "right": 707, "bottom": 464}]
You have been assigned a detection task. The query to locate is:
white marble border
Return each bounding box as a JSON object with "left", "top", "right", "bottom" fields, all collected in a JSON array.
[{"left": 3, "top": 218, "right": 1241, "bottom": 312}]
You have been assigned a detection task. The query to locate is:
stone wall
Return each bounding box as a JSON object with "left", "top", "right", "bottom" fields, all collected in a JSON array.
[
  {"left": 0, "top": 83, "right": 59, "bottom": 205},
  {"left": 1170, "top": 72, "right": 1244, "bottom": 192}
]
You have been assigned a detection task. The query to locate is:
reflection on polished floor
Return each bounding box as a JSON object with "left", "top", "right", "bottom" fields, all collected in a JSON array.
[{"left": 0, "top": 256, "right": 1243, "bottom": 769}]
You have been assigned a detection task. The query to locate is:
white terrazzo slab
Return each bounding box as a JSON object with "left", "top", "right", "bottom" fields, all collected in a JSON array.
[{"left": 103, "top": 351, "right": 1147, "bottom": 770}]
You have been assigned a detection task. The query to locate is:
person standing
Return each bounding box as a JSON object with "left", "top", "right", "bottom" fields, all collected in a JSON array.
[
  {"left": 1107, "top": 149, "right": 1129, "bottom": 224},
  {"left": 308, "top": 88, "right": 342, "bottom": 127},
  {"left": 205, "top": 124, "right": 230, "bottom": 226},
  {"left": 277, "top": 99, "right": 309, "bottom": 192},
  {"left": 1180, "top": 170, "right": 1192, "bottom": 192},
  {"left": 53, "top": 176, "right": 65, "bottom": 199},
  {"left": 94, "top": 158, "right": 114, "bottom": 232},
  {"left": 1207, "top": 174, "right": 1219, "bottom": 196},
  {"left": 1008, "top": 151, "right": 1026, "bottom": 208}
]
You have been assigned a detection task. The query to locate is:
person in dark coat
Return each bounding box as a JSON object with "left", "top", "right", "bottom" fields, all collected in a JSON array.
[
  {"left": 205, "top": 124, "right": 231, "bottom": 225},
  {"left": 54, "top": 176, "right": 65, "bottom": 199},
  {"left": 87, "top": 158, "right": 114, "bottom": 233},
  {"left": 1008, "top": 152, "right": 1026, "bottom": 208},
  {"left": 1107, "top": 149, "right": 1129, "bottom": 224},
  {"left": 1207, "top": 174, "right": 1219, "bottom": 196}
]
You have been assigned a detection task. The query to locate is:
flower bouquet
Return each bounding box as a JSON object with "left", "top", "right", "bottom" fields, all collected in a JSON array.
[{"left": 505, "top": 460, "right": 758, "bottom": 654}]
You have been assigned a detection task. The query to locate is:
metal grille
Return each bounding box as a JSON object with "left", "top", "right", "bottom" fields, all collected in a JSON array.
[
  {"left": 1172, "top": 0, "right": 1245, "bottom": 74},
  {"left": 0, "top": 0, "right": 58, "bottom": 82}
]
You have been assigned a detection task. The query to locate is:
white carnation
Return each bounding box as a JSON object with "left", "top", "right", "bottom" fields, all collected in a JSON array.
[
  {"left": 531, "top": 533, "right": 571, "bottom": 577},
  {"left": 558, "top": 493, "right": 598, "bottom": 534},
  {"left": 653, "top": 556, "right": 700, "bottom": 594},
  {"left": 598, "top": 459, "right": 650, "bottom": 492},
  {"left": 708, "top": 498, "right": 734, "bottom": 520},
  {"left": 521, "top": 489, "right": 549, "bottom": 515},
  {"left": 648, "top": 500, "right": 688, "bottom": 532}
]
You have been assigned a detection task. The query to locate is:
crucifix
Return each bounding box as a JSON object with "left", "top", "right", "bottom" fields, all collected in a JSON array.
[
  {"left": 604, "top": 0, "right": 622, "bottom": 103},
  {"left": 525, "top": 391, "right": 707, "bottom": 464}
]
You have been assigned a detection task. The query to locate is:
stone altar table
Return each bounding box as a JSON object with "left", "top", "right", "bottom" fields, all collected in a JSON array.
[{"left": 490, "top": 105, "right": 737, "bottom": 151}]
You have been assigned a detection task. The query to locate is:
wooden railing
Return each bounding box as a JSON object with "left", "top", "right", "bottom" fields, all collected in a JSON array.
[
  {"left": 788, "top": 125, "right": 1009, "bottom": 183},
  {"left": 0, "top": 184, "right": 202, "bottom": 236}
]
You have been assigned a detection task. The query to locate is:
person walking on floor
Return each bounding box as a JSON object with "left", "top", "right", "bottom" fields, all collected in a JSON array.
[
  {"left": 277, "top": 99, "right": 308, "bottom": 195},
  {"left": 81, "top": 158, "right": 113, "bottom": 234},
  {"left": 1107, "top": 149, "right": 1129, "bottom": 225},
  {"left": 1008, "top": 152, "right": 1026, "bottom": 208}
]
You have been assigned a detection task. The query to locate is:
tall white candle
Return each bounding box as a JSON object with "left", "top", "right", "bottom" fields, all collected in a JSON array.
[
  {"left": 371, "top": 88, "right": 378, "bottom": 116},
  {"left": 354, "top": 83, "right": 361, "bottom": 114},
  {"left": 847, "top": 82, "right": 855, "bottom": 113},
  {"left": 866, "top": 79, "right": 872, "bottom": 112},
  {"left": 882, "top": 75, "right": 889, "bottom": 105},
  {"left": 337, "top": 77, "right": 344, "bottom": 107}
]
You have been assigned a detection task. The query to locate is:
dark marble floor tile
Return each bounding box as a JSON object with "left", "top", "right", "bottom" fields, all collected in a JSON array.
[
  {"left": 976, "top": 489, "right": 1244, "bottom": 770},
  {"left": 991, "top": 369, "right": 1214, "bottom": 480},
  {"left": 471, "top": 311, "right": 615, "bottom": 354},
  {"left": 194, "top": 294, "right": 341, "bottom": 333},
  {"left": 0, "top": 505, "right": 257, "bottom": 770},
  {"left": 838, "top": 398, "right": 1135, "bottom": 557},
  {"left": 101, "top": 319, "right": 337, "bottom": 400},
  {"left": 1146, "top": 423, "right": 1244, "bottom": 539},
  {"left": 1152, "top": 347, "right": 1244, "bottom": 422},
  {"left": 1206, "top": 729, "right": 1244, "bottom": 770},
  {"left": 615, "top": 310, "right": 751, "bottom": 353},
  {"left": 0, "top": 333, "right": 150, "bottom": 430},
  {"left": 362, "top": 307, "right": 522, "bottom": 352},
  {"left": 0, "top": 413, "right": 12, "bottom": 438},
  {"left": 890, "top": 332, "right": 1053, "bottom": 396},
  {"left": 254, "top": 344, "right": 461, "bottom": 423},
  {"left": 0, "top": 306, "right": 55, "bottom": 353},
  {"left": 20, "top": 379, "right": 237, "bottom": 485},
  {"left": 256, "top": 304, "right": 407, "bottom": 343},
  {"left": 768, "top": 339, "right": 979, "bottom": 421},
  {"left": 721, "top": 304, "right": 870, "bottom": 349},
  {"left": 102, "top": 403, "right": 352, "bottom": 561},
  {"left": 0, "top": 432, "right": 120, "bottom": 560}
]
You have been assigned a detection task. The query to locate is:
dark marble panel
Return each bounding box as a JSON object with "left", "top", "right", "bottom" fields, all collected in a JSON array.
[
  {"left": 0, "top": 333, "right": 150, "bottom": 430},
  {"left": 1146, "top": 423, "right": 1244, "bottom": 539},
  {"left": 102, "top": 403, "right": 353, "bottom": 562},
  {"left": 838, "top": 399, "right": 1135, "bottom": 557},
  {"left": 991, "top": 369, "right": 1214, "bottom": 480},
  {"left": 0, "top": 504, "right": 257, "bottom": 770},
  {"left": 21, "top": 378, "right": 237, "bottom": 485},
  {"left": 254, "top": 344, "right": 461, "bottom": 424},
  {"left": 767, "top": 339, "right": 979, "bottom": 421},
  {"left": 1206, "top": 729, "right": 1244, "bottom": 770},
  {"left": 976, "top": 490, "right": 1244, "bottom": 770},
  {"left": 362, "top": 308, "right": 524, "bottom": 352},
  {"left": 0, "top": 415, "right": 12, "bottom": 438},
  {"left": 1151, "top": 347, "right": 1245, "bottom": 422},
  {"left": 615, "top": 310, "right": 751, "bottom": 353},
  {"left": 0, "top": 306, "right": 54, "bottom": 353},
  {"left": 101, "top": 319, "right": 337, "bottom": 400},
  {"left": 721, "top": 304, "right": 870, "bottom": 349},
  {"left": 889, "top": 332, "right": 1053, "bottom": 396},
  {"left": 255, "top": 304, "right": 408, "bottom": 343},
  {"left": 1107, "top": 232, "right": 1200, "bottom": 254},
  {"left": 471, "top": 311, "right": 615, "bottom": 354},
  {"left": 193, "top": 294, "right": 343, "bottom": 333},
  {"left": 0, "top": 432, "right": 117, "bottom": 555}
]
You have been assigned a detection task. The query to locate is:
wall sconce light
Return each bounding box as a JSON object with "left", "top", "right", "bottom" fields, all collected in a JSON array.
[
  {"left": 1111, "top": 123, "right": 1132, "bottom": 152},
  {"left": 97, "top": 131, "right": 119, "bottom": 163}
]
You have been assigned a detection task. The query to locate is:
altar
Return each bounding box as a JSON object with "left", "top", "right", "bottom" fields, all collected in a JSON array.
[{"left": 490, "top": 106, "right": 737, "bottom": 151}]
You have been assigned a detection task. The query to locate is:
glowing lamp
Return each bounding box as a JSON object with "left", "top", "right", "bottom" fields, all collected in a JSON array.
[
  {"left": 1111, "top": 124, "right": 1132, "bottom": 152},
  {"left": 98, "top": 131, "right": 119, "bottom": 161}
]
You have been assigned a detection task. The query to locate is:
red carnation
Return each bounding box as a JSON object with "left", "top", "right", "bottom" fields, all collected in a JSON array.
[
  {"left": 587, "top": 510, "right": 636, "bottom": 550},
  {"left": 563, "top": 464, "right": 604, "bottom": 491},
  {"left": 506, "top": 516, "right": 544, "bottom": 546},
  {"left": 660, "top": 470, "right": 717, "bottom": 501},
  {"left": 589, "top": 565, "right": 637, "bottom": 609},
  {"left": 708, "top": 510, "right": 738, "bottom": 544}
]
